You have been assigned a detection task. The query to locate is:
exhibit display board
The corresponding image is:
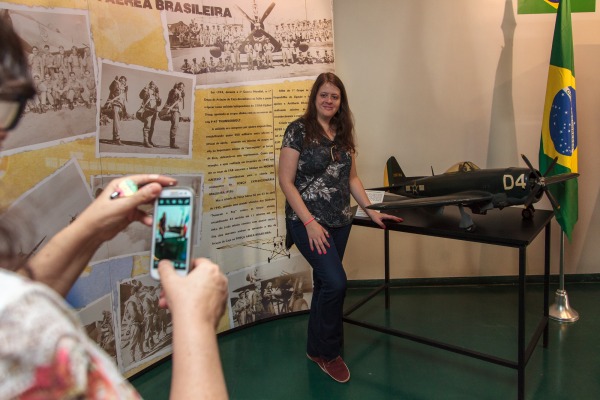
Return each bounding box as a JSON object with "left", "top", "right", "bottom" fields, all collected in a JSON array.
[{"left": 0, "top": 0, "right": 334, "bottom": 376}]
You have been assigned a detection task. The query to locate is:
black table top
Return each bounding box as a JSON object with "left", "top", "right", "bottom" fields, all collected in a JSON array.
[{"left": 352, "top": 205, "right": 554, "bottom": 248}]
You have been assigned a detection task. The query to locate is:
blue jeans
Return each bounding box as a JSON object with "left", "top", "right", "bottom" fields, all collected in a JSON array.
[{"left": 288, "top": 218, "right": 352, "bottom": 361}]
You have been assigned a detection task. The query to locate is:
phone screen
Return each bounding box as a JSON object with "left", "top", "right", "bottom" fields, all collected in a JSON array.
[{"left": 151, "top": 192, "right": 193, "bottom": 273}]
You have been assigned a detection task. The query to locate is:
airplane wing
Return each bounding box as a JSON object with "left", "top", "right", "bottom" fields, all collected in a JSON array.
[
  {"left": 7, "top": 10, "right": 88, "bottom": 53},
  {"left": 366, "top": 185, "right": 404, "bottom": 192},
  {"left": 367, "top": 191, "right": 494, "bottom": 210}
]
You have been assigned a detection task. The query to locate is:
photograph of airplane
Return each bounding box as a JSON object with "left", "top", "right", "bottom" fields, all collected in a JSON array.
[
  {"left": 235, "top": 1, "right": 281, "bottom": 52},
  {"left": 164, "top": 0, "right": 335, "bottom": 85},
  {"left": 0, "top": 9, "right": 89, "bottom": 55},
  {"left": 367, "top": 154, "right": 579, "bottom": 231}
]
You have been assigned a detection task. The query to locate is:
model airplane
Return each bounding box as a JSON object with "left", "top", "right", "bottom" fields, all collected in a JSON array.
[{"left": 366, "top": 154, "right": 579, "bottom": 231}]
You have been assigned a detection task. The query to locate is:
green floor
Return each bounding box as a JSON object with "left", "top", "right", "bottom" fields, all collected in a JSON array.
[{"left": 131, "top": 282, "right": 600, "bottom": 399}]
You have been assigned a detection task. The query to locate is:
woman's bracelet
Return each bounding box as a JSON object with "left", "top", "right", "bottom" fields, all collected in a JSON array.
[{"left": 304, "top": 216, "right": 316, "bottom": 226}]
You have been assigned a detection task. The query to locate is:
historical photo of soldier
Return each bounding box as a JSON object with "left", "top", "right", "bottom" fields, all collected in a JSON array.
[
  {"left": 0, "top": 6, "right": 97, "bottom": 156},
  {"left": 97, "top": 61, "right": 195, "bottom": 158},
  {"left": 158, "top": 82, "right": 186, "bottom": 149},
  {"left": 138, "top": 80, "right": 162, "bottom": 148},
  {"left": 6, "top": 158, "right": 117, "bottom": 264},
  {"left": 164, "top": 0, "right": 335, "bottom": 87},
  {"left": 90, "top": 173, "right": 204, "bottom": 262},
  {"left": 228, "top": 263, "right": 312, "bottom": 328},
  {"left": 77, "top": 294, "right": 117, "bottom": 363},
  {"left": 117, "top": 275, "right": 173, "bottom": 372}
]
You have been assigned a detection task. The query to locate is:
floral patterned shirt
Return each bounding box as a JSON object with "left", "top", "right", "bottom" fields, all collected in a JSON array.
[
  {"left": 281, "top": 119, "right": 353, "bottom": 227},
  {"left": 0, "top": 269, "right": 140, "bottom": 400}
]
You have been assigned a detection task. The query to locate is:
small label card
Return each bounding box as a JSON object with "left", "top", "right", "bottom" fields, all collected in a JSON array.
[{"left": 355, "top": 190, "right": 386, "bottom": 217}]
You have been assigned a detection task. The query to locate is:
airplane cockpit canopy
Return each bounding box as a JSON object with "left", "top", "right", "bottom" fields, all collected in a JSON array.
[{"left": 445, "top": 161, "right": 481, "bottom": 173}]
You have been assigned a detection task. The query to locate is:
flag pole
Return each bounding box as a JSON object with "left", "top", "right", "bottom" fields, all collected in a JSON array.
[{"left": 549, "top": 228, "right": 579, "bottom": 323}]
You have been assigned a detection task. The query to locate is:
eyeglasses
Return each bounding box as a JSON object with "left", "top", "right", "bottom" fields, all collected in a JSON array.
[
  {"left": 0, "top": 79, "right": 36, "bottom": 131},
  {"left": 0, "top": 100, "right": 26, "bottom": 131}
]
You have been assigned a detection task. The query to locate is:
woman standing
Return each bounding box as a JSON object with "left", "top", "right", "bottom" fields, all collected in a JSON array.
[{"left": 278, "top": 73, "right": 402, "bottom": 383}]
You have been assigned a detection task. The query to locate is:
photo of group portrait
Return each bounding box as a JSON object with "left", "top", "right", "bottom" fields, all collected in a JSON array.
[
  {"left": 0, "top": 6, "right": 96, "bottom": 155},
  {"left": 165, "top": 0, "right": 335, "bottom": 86}
]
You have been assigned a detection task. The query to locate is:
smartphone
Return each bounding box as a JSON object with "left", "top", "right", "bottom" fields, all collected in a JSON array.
[{"left": 150, "top": 187, "right": 195, "bottom": 280}]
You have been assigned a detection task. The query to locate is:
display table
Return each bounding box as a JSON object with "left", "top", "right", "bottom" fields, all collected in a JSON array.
[{"left": 346, "top": 205, "right": 553, "bottom": 400}]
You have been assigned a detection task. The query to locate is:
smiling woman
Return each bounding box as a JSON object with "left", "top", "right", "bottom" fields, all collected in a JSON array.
[{"left": 277, "top": 72, "right": 403, "bottom": 384}]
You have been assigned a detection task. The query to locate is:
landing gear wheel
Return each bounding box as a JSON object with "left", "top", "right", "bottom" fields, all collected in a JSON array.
[
  {"left": 522, "top": 207, "right": 534, "bottom": 220},
  {"left": 465, "top": 224, "right": 476, "bottom": 233}
]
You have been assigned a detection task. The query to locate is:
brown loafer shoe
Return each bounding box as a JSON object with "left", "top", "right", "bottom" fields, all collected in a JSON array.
[
  {"left": 306, "top": 353, "right": 321, "bottom": 364},
  {"left": 322, "top": 356, "right": 350, "bottom": 383},
  {"left": 308, "top": 354, "right": 350, "bottom": 383}
]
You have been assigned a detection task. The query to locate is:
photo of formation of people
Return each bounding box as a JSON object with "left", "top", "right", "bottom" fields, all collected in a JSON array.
[
  {"left": 0, "top": 7, "right": 96, "bottom": 155},
  {"left": 97, "top": 61, "right": 195, "bottom": 157},
  {"left": 118, "top": 276, "right": 172, "bottom": 371},
  {"left": 230, "top": 268, "right": 312, "bottom": 328},
  {"left": 29, "top": 46, "right": 96, "bottom": 112},
  {"left": 166, "top": 0, "right": 335, "bottom": 85}
]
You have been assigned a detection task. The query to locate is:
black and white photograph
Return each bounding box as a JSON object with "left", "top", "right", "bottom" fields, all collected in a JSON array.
[
  {"left": 90, "top": 173, "right": 204, "bottom": 261},
  {"left": 7, "top": 159, "right": 113, "bottom": 263},
  {"left": 97, "top": 61, "right": 195, "bottom": 158},
  {"left": 116, "top": 274, "right": 172, "bottom": 373},
  {"left": 66, "top": 257, "right": 135, "bottom": 310},
  {"left": 77, "top": 294, "right": 117, "bottom": 364},
  {"left": 228, "top": 261, "right": 312, "bottom": 328},
  {"left": 0, "top": 5, "right": 97, "bottom": 156},
  {"left": 165, "top": 0, "right": 335, "bottom": 87}
]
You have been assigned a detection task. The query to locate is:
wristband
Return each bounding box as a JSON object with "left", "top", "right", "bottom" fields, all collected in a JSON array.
[{"left": 304, "top": 216, "right": 315, "bottom": 226}]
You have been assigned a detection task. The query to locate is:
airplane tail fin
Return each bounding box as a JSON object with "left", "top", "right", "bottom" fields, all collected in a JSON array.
[{"left": 384, "top": 156, "right": 407, "bottom": 187}]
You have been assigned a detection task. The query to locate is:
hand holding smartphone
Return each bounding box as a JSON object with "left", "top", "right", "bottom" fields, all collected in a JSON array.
[{"left": 150, "top": 187, "right": 195, "bottom": 280}]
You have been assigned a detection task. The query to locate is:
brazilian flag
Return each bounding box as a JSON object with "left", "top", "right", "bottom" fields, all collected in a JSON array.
[
  {"left": 518, "top": 0, "right": 595, "bottom": 14},
  {"left": 539, "top": 0, "right": 578, "bottom": 240}
]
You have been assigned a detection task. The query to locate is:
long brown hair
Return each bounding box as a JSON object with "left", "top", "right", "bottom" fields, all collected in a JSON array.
[{"left": 302, "top": 72, "right": 355, "bottom": 153}]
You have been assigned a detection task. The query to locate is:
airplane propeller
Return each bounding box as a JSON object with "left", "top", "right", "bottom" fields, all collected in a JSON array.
[
  {"left": 260, "top": 3, "right": 276, "bottom": 24},
  {"left": 235, "top": 6, "right": 255, "bottom": 24},
  {"left": 520, "top": 154, "right": 578, "bottom": 212},
  {"left": 236, "top": 2, "right": 275, "bottom": 27}
]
